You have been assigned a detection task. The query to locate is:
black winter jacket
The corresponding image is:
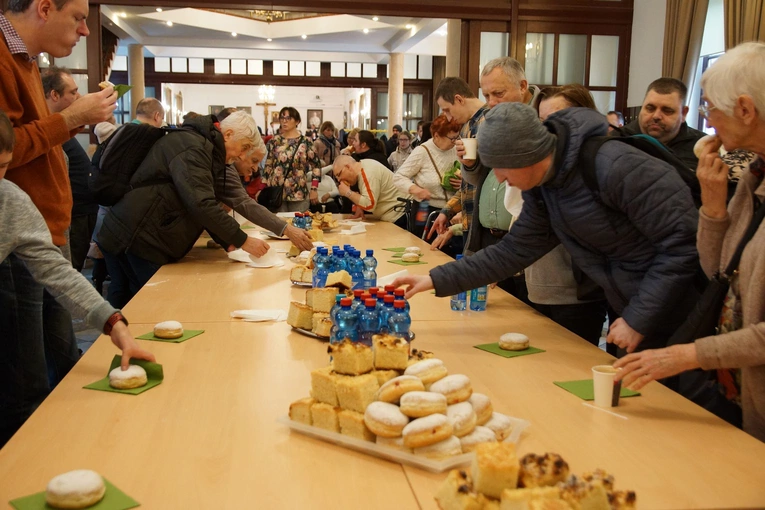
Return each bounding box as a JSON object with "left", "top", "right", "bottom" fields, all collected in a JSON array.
[{"left": 98, "top": 116, "right": 248, "bottom": 265}]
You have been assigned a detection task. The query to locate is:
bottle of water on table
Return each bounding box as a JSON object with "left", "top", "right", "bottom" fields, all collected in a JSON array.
[
  {"left": 362, "top": 249, "right": 377, "bottom": 289},
  {"left": 450, "top": 254, "right": 468, "bottom": 311},
  {"left": 469, "top": 285, "right": 488, "bottom": 311},
  {"left": 335, "top": 297, "right": 359, "bottom": 343},
  {"left": 388, "top": 300, "right": 411, "bottom": 342}
]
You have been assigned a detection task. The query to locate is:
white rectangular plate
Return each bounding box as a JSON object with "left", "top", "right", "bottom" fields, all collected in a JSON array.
[{"left": 278, "top": 414, "right": 530, "bottom": 473}]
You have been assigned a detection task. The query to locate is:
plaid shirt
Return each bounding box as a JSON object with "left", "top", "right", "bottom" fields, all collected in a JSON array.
[
  {"left": 0, "top": 13, "right": 36, "bottom": 62},
  {"left": 439, "top": 104, "right": 490, "bottom": 231}
]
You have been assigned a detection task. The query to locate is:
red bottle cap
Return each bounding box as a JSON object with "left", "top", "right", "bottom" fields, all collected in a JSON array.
[
  {"left": 394, "top": 300, "right": 406, "bottom": 309},
  {"left": 365, "top": 298, "right": 377, "bottom": 307},
  {"left": 340, "top": 298, "right": 352, "bottom": 306}
]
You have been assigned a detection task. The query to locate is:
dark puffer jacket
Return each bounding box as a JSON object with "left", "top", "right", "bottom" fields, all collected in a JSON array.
[
  {"left": 431, "top": 107, "right": 702, "bottom": 347},
  {"left": 98, "top": 116, "right": 248, "bottom": 265}
]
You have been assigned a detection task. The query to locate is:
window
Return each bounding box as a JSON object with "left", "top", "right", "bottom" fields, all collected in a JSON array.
[{"left": 697, "top": 53, "right": 722, "bottom": 134}]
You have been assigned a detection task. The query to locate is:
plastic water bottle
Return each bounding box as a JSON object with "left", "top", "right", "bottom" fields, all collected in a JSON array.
[
  {"left": 335, "top": 249, "right": 348, "bottom": 272},
  {"left": 393, "top": 288, "right": 410, "bottom": 312},
  {"left": 388, "top": 300, "right": 412, "bottom": 342},
  {"left": 351, "top": 289, "right": 365, "bottom": 313},
  {"left": 450, "top": 255, "right": 468, "bottom": 311},
  {"left": 294, "top": 212, "right": 305, "bottom": 229},
  {"left": 358, "top": 298, "right": 381, "bottom": 346},
  {"left": 415, "top": 200, "right": 429, "bottom": 227},
  {"left": 336, "top": 297, "right": 359, "bottom": 342},
  {"left": 470, "top": 285, "right": 488, "bottom": 311},
  {"left": 329, "top": 294, "right": 344, "bottom": 343},
  {"left": 312, "top": 247, "right": 330, "bottom": 288},
  {"left": 376, "top": 290, "right": 387, "bottom": 314},
  {"left": 304, "top": 213, "right": 313, "bottom": 230},
  {"left": 384, "top": 284, "right": 396, "bottom": 295},
  {"left": 348, "top": 251, "right": 365, "bottom": 290},
  {"left": 362, "top": 249, "right": 378, "bottom": 288},
  {"left": 381, "top": 295, "right": 396, "bottom": 333}
]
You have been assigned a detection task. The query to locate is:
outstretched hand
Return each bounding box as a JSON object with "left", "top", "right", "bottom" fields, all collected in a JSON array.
[
  {"left": 613, "top": 344, "right": 699, "bottom": 390},
  {"left": 391, "top": 275, "right": 434, "bottom": 299},
  {"left": 109, "top": 321, "right": 156, "bottom": 370}
]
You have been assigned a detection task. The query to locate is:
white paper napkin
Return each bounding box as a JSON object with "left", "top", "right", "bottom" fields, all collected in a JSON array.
[
  {"left": 338, "top": 224, "right": 366, "bottom": 235},
  {"left": 230, "top": 309, "right": 288, "bottom": 322},
  {"left": 227, "top": 249, "right": 251, "bottom": 263},
  {"left": 248, "top": 250, "right": 284, "bottom": 267},
  {"left": 377, "top": 269, "right": 409, "bottom": 287}
]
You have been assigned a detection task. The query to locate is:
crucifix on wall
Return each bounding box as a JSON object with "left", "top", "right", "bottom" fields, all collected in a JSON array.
[{"left": 256, "top": 85, "right": 276, "bottom": 134}]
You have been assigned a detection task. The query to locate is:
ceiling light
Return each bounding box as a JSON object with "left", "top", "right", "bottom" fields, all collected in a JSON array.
[
  {"left": 119, "top": 12, "right": 127, "bottom": 18},
  {"left": 156, "top": 7, "right": 163, "bottom": 12},
  {"left": 231, "top": 32, "right": 237, "bottom": 37},
  {"left": 301, "top": 34, "right": 307, "bottom": 39},
  {"left": 405, "top": 24, "right": 413, "bottom": 29},
  {"left": 372, "top": 16, "right": 379, "bottom": 21},
  {"left": 363, "top": 28, "right": 369, "bottom": 34},
  {"left": 166, "top": 20, "right": 173, "bottom": 26},
  {"left": 267, "top": 38, "right": 272, "bottom": 42}
]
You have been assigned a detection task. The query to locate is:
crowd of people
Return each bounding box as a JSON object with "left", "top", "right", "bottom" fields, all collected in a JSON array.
[{"left": 1, "top": 0, "right": 763, "bottom": 449}]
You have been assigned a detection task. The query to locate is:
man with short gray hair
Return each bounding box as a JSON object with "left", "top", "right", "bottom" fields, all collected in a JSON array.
[{"left": 134, "top": 97, "right": 165, "bottom": 128}]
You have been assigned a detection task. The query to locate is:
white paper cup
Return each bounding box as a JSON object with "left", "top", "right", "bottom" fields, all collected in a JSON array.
[
  {"left": 592, "top": 365, "right": 621, "bottom": 407},
  {"left": 462, "top": 138, "right": 477, "bottom": 159}
]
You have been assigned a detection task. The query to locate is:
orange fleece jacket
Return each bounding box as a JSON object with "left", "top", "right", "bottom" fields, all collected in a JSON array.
[{"left": 0, "top": 35, "right": 74, "bottom": 246}]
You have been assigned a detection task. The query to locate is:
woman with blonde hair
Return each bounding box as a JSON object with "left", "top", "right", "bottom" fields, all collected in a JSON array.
[{"left": 312, "top": 121, "right": 341, "bottom": 167}]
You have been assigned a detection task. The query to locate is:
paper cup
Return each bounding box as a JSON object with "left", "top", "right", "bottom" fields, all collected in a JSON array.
[
  {"left": 462, "top": 138, "right": 477, "bottom": 159},
  {"left": 592, "top": 365, "right": 621, "bottom": 407}
]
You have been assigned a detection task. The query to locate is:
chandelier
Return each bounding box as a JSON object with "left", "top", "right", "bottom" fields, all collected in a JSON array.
[
  {"left": 250, "top": 10, "right": 284, "bottom": 22},
  {"left": 258, "top": 85, "right": 276, "bottom": 103}
]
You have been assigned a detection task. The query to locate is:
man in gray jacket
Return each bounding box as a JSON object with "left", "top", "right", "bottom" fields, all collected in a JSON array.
[{"left": 395, "top": 103, "right": 703, "bottom": 354}]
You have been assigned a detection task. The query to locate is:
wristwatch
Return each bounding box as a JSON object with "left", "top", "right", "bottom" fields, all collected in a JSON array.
[
  {"left": 345, "top": 190, "right": 353, "bottom": 198},
  {"left": 103, "top": 312, "right": 128, "bottom": 335}
]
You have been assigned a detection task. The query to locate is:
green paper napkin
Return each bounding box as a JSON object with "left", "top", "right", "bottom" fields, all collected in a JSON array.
[
  {"left": 83, "top": 355, "right": 163, "bottom": 395},
  {"left": 10, "top": 478, "right": 139, "bottom": 510},
  {"left": 474, "top": 342, "right": 545, "bottom": 358},
  {"left": 388, "top": 259, "right": 428, "bottom": 266},
  {"left": 553, "top": 379, "right": 641, "bottom": 400},
  {"left": 383, "top": 247, "right": 406, "bottom": 252},
  {"left": 136, "top": 329, "right": 204, "bottom": 343},
  {"left": 113, "top": 84, "right": 132, "bottom": 99}
]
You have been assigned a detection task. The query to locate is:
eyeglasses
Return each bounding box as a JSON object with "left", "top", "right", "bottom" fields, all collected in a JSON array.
[
  {"left": 446, "top": 134, "right": 461, "bottom": 142},
  {"left": 698, "top": 102, "right": 717, "bottom": 119},
  {"left": 279, "top": 116, "right": 293, "bottom": 122}
]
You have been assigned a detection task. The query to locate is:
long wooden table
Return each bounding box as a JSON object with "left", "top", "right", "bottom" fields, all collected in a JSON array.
[{"left": 1, "top": 221, "right": 764, "bottom": 509}]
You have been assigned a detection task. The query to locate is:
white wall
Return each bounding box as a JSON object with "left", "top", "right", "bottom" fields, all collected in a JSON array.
[
  {"left": 166, "top": 83, "right": 349, "bottom": 134},
  {"left": 343, "top": 88, "right": 371, "bottom": 130},
  {"left": 628, "top": 0, "right": 666, "bottom": 107}
]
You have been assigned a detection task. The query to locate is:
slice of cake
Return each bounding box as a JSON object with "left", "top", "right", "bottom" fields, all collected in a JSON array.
[
  {"left": 289, "top": 397, "right": 315, "bottom": 425},
  {"left": 372, "top": 369, "right": 401, "bottom": 386},
  {"left": 472, "top": 442, "right": 520, "bottom": 500},
  {"left": 338, "top": 409, "right": 376, "bottom": 442},
  {"left": 289, "top": 265, "right": 305, "bottom": 282},
  {"left": 308, "top": 229, "right": 324, "bottom": 241},
  {"left": 312, "top": 313, "right": 332, "bottom": 338},
  {"left": 373, "top": 334, "right": 410, "bottom": 370},
  {"left": 329, "top": 339, "right": 374, "bottom": 375},
  {"left": 325, "top": 270, "right": 352, "bottom": 290},
  {"left": 311, "top": 287, "right": 338, "bottom": 313},
  {"left": 558, "top": 477, "right": 610, "bottom": 510},
  {"left": 306, "top": 289, "right": 314, "bottom": 309},
  {"left": 518, "top": 453, "right": 570, "bottom": 488},
  {"left": 287, "top": 301, "right": 313, "bottom": 329},
  {"left": 336, "top": 373, "right": 379, "bottom": 413},
  {"left": 500, "top": 487, "right": 562, "bottom": 510},
  {"left": 310, "top": 366, "right": 338, "bottom": 406},
  {"left": 310, "top": 402, "right": 340, "bottom": 432},
  {"left": 435, "top": 469, "right": 485, "bottom": 510},
  {"left": 288, "top": 244, "right": 302, "bottom": 257}
]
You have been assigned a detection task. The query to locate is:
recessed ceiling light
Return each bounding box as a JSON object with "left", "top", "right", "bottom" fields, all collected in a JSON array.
[
  {"left": 267, "top": 38, "right": 272, "bottom": 42},
  {"left": 372, "top": 16, "right": 379, "bottom": 21},
  {"left": 119, "top": 12, "right": 127, "bottom": 18},
  {"left": 231, "top": 32, "right": 237, "bottom": 37},
  {"left": 363, "top": 28, "right": 369, "bottom": 34},
  {"left": 405, "top": 24, "right": 413, "bottom": 29},
  {"left": 301, "top": 34, "right": 307, "bottom": 39},
  {"left": 156, "top": 7, "right": 163, "bottom": 12},
  {"left": 166, "top": 20, "right": 173, "bottom": 26}
]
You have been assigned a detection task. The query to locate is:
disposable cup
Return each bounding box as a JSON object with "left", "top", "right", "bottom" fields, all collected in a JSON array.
[
  {"left": 462, "top": 138, "right": 477, "bottom": 159},
  {"left": 592, "top": 365, "right": 621, "bottom": 407}
]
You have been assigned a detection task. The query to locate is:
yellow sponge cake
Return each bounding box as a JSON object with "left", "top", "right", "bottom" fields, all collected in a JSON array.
[
  {"left": 338, "top": 409, "right": 376, "bottom": 442},
  {"left": 336, "top": 373, "right": 379, "bottom": 413},
  {"left": 329, "top": 339, "right": 374, "bottom": 375},
  {"left": 287, "top": 301, "right": 313, "bottom": 329},
  {"left": 289, "top": 397, "right": 315, "bottom": 425},
  {"left": 310, "top": 402, "right": 340, "bottom": 432},
  {"left": 472, "top": 442, "right": 520, "bottom": 499},
  {"left": 373, "top": 334, "right": 410, "bottom": 370}
]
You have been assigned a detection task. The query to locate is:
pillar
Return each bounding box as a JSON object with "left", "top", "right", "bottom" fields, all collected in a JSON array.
[
  {"left": 128, "top": 44, "right": 145, "bottom": 117},
  {"left": 445, "top": 19, "right": 462, "bottom": 78},
  {"left": 388, "top": 52, "right": 404, "bottom": 135}
]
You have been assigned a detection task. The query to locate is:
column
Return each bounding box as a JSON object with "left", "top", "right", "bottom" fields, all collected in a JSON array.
[
  {"left": 388, "top": 52, "right": 404, "bottom": 136},
  {"left": 445, "top": 19, "right": 462, "bottom": 78},
  {"left": 128, "top": 44, "right": 145, "bottom": 117}
]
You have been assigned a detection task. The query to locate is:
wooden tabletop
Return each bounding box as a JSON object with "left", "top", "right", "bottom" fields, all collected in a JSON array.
[{"left": 1, "top": 220, "right": 764, "bottom": 509}]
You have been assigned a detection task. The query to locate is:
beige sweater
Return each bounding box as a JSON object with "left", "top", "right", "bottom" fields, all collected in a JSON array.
[
  {"left": 356, "top": 159, "right": 409, "bottom": 222},
  {"left": 392, "top": 140, "right": 456, "bottom": 209},
  {"left": 696, "top": 167, "right": 765, "bottom": 443}
]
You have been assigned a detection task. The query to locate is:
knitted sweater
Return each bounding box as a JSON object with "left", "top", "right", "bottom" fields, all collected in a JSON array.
[
  {"left": 0, "top": 179, "right": 116, "bottom": 330},
  {"left": 0, "top": 16, "right": 75, "bottom": 246},
  {"left": 356, "top": 159, "right": 409, "bottom": 222},
  {"left": 392, "top": 139, "right": 456, "bottom": 209}
]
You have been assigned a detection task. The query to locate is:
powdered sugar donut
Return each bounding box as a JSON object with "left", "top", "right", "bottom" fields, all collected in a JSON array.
[
  {"left": 499, "top": 332, "right": 529, "bottom": 351},
  {"left": 446, "top": 401, "right": 477, "bottom": 437},
  {"left": 469, "top": 393, "right": 494, "bottom": 425},
  {"left": 404, "top": 246, "right": 422, "bottom": 255},
  {"left": 413, "top": 435, "right": 462, "bottom": 459},
  {"left": 459, "top": 425, "right": 497, "bottom": 453},
  {"left": 364, "top": 401, "right": 410, "bottom": 438},
  {"left": 400, "top": 391, "right": 447, "bottom": 418},
  {"left": 375, "top": 375, "right": 425, "bottom": 404},
  {"left": 484, "top": 412, "right": 513, "bottom": 441},
  {"left": 108, "top": 364, "right": 147, "bottom": 389},
  {"left": 46, "top": 470, "right": 106, "bottom": 509},
  {"left": 429, "top": 374, "right": 473, "bottom": 404},
  {"left": 154, "top": 320, "right": 183, "bottom": 339},
  {"left": 402, "top": 413, "right": 453, "bottom": 448},
  {"left": 404, "top": 358, "right": 448, "bottom": 388}
]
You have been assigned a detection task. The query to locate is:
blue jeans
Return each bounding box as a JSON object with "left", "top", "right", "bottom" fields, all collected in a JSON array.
[
  {"left": 0, "top": 254, "right": 79, "bottom": 447},
  {"left": 100, "top": 247, "right": 162, "bottom": 309}
]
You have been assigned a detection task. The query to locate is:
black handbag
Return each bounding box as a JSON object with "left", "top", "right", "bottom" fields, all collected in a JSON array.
[
  {"left": 257, "top": 185, "right": 283, "bottom": 211},
  {"left": 664, "top": 199, "right": 765, "bottom": 426}
]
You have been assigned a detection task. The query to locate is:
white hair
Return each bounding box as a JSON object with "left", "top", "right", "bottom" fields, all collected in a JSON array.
[
  {"left": 480, "top": 57, "right": 526, "bottom": 86},
  {"left": 219, "top": 110, "right": 260, "bottom": 144},
  {"left": 701, "top": 41, "right": 765, "bottom": 121}
]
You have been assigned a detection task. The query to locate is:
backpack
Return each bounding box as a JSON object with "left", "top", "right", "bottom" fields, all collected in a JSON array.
[
  {"left": 89, "top": 123, "right": 187, "bottom": 206},
  {"left": 577, "top": 134, "right": 703, "bottom": 209}
]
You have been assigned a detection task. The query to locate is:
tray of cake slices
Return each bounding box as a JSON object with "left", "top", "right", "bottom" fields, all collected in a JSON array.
[{"left": 283, "top": 338, "right": 530, "bottom": 473}]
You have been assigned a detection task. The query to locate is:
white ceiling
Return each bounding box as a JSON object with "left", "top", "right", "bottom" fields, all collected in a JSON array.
[{"left": 102, "top": 6, "right": 449, "bottom": 64}]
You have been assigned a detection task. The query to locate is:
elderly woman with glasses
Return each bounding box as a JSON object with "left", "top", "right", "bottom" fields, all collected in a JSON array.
[
  {"left": 262, "top": 106, "right": 322, "bottom": 212},
  {"left": 392, "top": 115, "right": 461, "bottom": 237},
  {"left": 614, "top": 42, "right": 765, "bottom": 442}
]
